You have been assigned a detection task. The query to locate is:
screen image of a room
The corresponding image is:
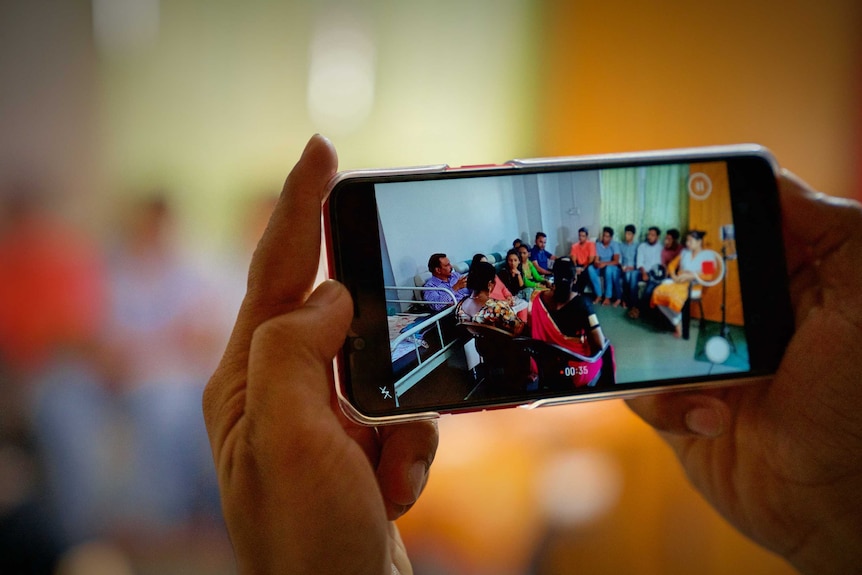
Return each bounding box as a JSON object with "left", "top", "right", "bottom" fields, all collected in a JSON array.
[{"left": 374, "top": 161, "right": 749, "bottom": 400}]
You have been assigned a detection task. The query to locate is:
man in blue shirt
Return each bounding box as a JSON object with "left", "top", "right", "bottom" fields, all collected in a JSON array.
[
  {"left": 619, "top": 224, "right": 639, "bottom": 309},
  {"left": 595, "top": 226, "right": 622, "bottom": 306},
  {"left": 530, "top": 232, "right": 556, "bottom": 276},
  {"left": 422, "top": 253, "right": 469, "bottom": 311}
]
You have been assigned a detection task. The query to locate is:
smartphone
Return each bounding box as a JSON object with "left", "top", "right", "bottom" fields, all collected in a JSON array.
[{"left": 324, "top": 144, "right": 793, "bottom": 425}]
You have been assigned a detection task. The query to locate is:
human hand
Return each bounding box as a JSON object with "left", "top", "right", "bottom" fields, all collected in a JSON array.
[
  {"left": 626, "top": 171, "right": 862, "bottom": 574},
  {"left": 454, "top": 274, "right": 468, "bottom": 291},
  {"left": 674, "top": 272, "right": 693, "bottom": 283},
  {"left": 203, "top": 135, "right": 438, "bottom": 575}
]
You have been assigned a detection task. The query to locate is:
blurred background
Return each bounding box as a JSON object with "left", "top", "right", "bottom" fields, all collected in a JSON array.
[{"left": 0, "top": 0, "right": 859, "bottom": 573}]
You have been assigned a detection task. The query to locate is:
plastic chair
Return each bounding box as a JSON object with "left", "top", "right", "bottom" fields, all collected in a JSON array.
[
  {"left": 517, "top": 338, "right": 614, "bottom": 390},
  {"left": 459, "top": 322, "right": 532, "bottom": 392}
]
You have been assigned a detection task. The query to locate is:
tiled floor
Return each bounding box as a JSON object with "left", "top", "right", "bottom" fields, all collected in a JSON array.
[{"left": 593, "top": 303, "right": 748, "bottom": 384}]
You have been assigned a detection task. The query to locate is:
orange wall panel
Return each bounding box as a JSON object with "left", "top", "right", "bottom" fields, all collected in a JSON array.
[{"left": 686, "top": 162, "right": 744, "bottom": 325}]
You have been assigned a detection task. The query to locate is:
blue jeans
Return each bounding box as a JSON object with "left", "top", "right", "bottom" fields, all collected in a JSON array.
[
  {"left": 582, "top": 264, "right": 601, "bottom": 297},
  {"left": 622, "top": 269, "right": 640, "bottom": 307},
  {"left": 599, "top": 265, "right": 621, "bottom": 299}
]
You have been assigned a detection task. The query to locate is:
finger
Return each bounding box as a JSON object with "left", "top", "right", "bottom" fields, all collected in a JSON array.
[
  {"left": 205, "top": 280, "right": 352, "bottom": 459},
  {"left": 247, "top": 280, "right": 353, "bottom": 414},
  {"left": 205, "top": 135, "right": 338, "bottom": 434},
  {"left": 625, "top": 390, "right": 732, "bottom": 438},
  {"left": 780, "top": 170, "right": 862, "bottom": 272},
  {"left": 779, "top": 171, "right": 862, "bottom": 323},
  {"left": 234, "top": 134, "right": 338, "bottom": 360},
  {"left": 388, "top": 523, "right": 413, "bottom": 575},
  {"left": 376, "top": 420, "right": 439, "bottom": 520}
]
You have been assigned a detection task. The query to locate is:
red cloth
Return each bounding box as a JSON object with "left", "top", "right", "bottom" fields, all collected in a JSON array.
[{"left": 530, "top": 296, "right": 602, "bottom": 387}]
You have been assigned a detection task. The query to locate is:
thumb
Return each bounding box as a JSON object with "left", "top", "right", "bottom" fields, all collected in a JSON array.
[
  {"left": 625, "top": 391, "right": 731, "bottom": 438},
  {"left": 246, "top": 280, "right": 353, "bottom": 420}
]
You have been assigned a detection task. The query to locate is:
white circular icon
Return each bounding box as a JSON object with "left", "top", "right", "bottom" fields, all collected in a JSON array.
[
  {"left": 704, "top": 335, "right": 731, "bottom": 364},
  {"left": 688, "top": 172, "right": 713, "bottom": 200}
]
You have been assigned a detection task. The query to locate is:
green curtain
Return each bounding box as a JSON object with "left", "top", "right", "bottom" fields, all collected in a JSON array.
[{"left": 599, "top": 164, "right": 688, "bottom": 241}]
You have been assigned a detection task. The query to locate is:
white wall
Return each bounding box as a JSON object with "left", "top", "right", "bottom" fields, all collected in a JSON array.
[
  {"left": 518, "top": 170, "right": 603, "bottom": 257},
  {"left": 377, "top": 175, "right": 519, "bottom": 287},
  {"left": 375, "top": 170, "right": 602, "bottom": 288}
]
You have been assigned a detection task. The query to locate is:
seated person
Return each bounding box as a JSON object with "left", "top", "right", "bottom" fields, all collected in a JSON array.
[
  {"left": 530, "top": 231, "right": 556, "bottom": 276},
  {"left": 422, "top": 252, "right": 469, "bottom": 311},
  {"left": 619, "top": 224, "right": 639, "bottom": 309},
  {"left": 650, "top": 230, "right": 715, "bottom": 337},
  {"left": 455, "top": 261, "right": 524, "bottom": 335},
  {"left": 499, "top": 248, "right": 525, "bottom": 297},
  {"left": 531, "top": 258, "right": 607, "bottom": 387},
  {"left": 570, "top": 227, "right": 601, "bottom": 298},
  {"left": 629, "top": 225, "right": 663, "bottom": 319},
  {"left": 662, "top": 228, "right": 682, "bottom": 267},
  {"left": 470, "top": 253, "right": 527, "bottom": 321},
  {"left": 517, "top": 244, "right": 550, "bottom": 298},
  {"left": 594, "top": 226, "right": 622, "bottom": 306}
]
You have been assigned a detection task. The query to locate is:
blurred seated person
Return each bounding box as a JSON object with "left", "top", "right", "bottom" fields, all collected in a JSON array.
[
  {"left": 531, "top": 258, "right": 607, "bottom": 387},
  {"left": 529, "top": 231, "right": 555, "bottom": 276},
  {"left": 471, "top": 253, "right": 508, "bottom": 300},
  {"left": 650, "top": 230, "right": 714, "bottom": 337},
  {"left": 662, "top": 228, "right": 682, "bottom": 267},
  {"left": 512, "top": 238, "right": 526, "bottom": 250},
  {"left": 517, "top": 244, "right": 550, "bottom": 298},
  {"left": 422, "top": 252, "right": 469, "bottom": 311},
  {"left": 594, "top": 226, "right": 622, "bottom": 306},
  {"left": 570, "top": 227, "right": 601, "bottom": 298},
  {"left": 619, "top": 224, "right": 639, "bottom": 309},
  {"left": 629, "top": 225, "right": 663, "bottom": 319},
  {"left": 499, "top": 248, "right": 525, "bottom": 297},
  {"left": 470, "top": 253, "right": 527, "bottom": 321},
  {"left": 455, "top": 262, "right": 524, "bottom": 335}
]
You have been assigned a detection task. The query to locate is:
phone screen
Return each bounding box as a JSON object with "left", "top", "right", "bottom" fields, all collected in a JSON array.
[{"left": 328, "top": 151, "right": 792, "bottom": 421}]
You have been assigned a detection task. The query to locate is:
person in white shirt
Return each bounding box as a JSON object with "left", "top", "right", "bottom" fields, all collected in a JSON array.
[{"left": 629, "top": 225, "right": 663, "bottom": 318}]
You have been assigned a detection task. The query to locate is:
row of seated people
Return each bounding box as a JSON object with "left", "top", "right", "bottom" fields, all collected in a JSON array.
[
  {"left": 423, "top": 222, "right": 714, "bottom": 342},
  {"left": 448, "top": 258, "right": 611, "bottom": 389},
  {"left": 421, "top": 230, "right": 559, "bottom": 310},
  {"left": 570, "top": 224, "right": 677, "bottom": 309},
  {"left": 570, "top": 224, "right": 717, "bottom": 337}
]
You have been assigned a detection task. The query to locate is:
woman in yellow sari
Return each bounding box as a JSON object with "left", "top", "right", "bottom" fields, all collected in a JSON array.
[{"left": 650, "top": 230, "right": 715, "bottom": 337}]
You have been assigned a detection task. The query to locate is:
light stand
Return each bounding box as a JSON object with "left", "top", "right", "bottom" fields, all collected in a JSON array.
[{"left": 703, "top": 225, "right": 737, "bottom": 364}]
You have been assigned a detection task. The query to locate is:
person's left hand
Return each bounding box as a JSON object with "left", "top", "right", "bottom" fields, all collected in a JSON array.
[{"left": 203, "top": 135, "right": 438, "bottom": 575}]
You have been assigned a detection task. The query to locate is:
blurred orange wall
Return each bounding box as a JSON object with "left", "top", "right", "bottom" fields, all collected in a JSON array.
[{"left": 537, "top": 0, "right": 861, "bottom": 198}]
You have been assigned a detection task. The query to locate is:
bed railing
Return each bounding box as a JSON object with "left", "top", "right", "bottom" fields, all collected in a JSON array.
[{"left": 385, "top": 285, "right": 460, "bottom": 403}]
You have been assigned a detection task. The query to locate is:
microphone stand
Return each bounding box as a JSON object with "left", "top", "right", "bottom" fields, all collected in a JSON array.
[{"left": 720, "top": 243, "right": 737, "bottom": 351}]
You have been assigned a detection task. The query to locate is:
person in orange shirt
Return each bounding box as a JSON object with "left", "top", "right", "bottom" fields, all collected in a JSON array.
[{"left": 569, "top": 227, "right": 601, "bottom": 300}]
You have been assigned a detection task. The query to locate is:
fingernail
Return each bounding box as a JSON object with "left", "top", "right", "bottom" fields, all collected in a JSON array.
[
  {"left": 408, "top": 460, "right": 428, "bottom": 501},
  {"left": 302, "top": 133, "right": 330, "bottom": 155},
  {"left": 685, "top": 407, "right": 725, "bottom": 438}
]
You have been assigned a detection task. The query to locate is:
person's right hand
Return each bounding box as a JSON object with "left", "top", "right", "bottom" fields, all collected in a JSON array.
[
  {"left": 454, "top": 274, "right": 468, "bottom": 291},
  {"left": 203, "top": 135, "right": 437, "bottom": 575},
  {"left": 627, "top": 172, "right": 862, "bottom": 575}
]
